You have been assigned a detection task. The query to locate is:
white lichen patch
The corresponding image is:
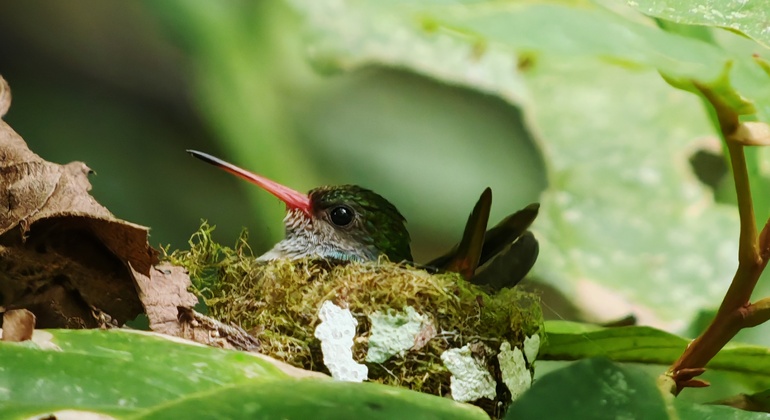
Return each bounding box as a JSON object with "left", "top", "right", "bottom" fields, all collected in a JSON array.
[
  {"left": 523, "top": 334, "right": 540, "bottom": 363},
  {"left": 366, "top": 306, "right": 431, "bottom": 363},
  {"left": 314, "top": 301, "right": 368, "bottom": 382},
  {"left": 440, "top": 345, "right": 496, "bottom": 403},
  {"left": 498, "top": 342, "right": 531, "bottom": 401},
  {"left": 26, "top": 410, "right": 117, "bottom": 420},
  {"left": 24, "top": 330, "right": 60, "bottom": 351}
]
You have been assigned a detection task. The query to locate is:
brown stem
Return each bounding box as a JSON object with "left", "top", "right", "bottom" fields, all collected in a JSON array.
[
  {"left": 667, "top": 133, "right": 769, "bottom": 394},
  {"left": 726, "top": 141, "right": 760, "bottom": 267},
  {"left": 745, "top": 297, "right": 770, "bottom": 328}
]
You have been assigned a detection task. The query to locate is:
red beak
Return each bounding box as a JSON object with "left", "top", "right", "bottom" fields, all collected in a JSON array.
[{"left": 188, "top": 150, "right": 311, "bottom": 215}]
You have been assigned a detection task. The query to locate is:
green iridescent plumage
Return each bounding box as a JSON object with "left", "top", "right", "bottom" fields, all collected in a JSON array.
[
  {"left": 309, "top": 185, "right": 413, "bottom": 263},
  {"left": 254, "top": 183, "right": 414, "bottom": 263}
]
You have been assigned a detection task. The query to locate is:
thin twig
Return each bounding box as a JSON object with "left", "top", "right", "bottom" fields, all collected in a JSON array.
[{"left": 744, "top": 297, "right": 770, "bottom": 328}]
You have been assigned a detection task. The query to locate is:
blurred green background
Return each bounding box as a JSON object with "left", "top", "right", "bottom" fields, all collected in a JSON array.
[{"left": 0, "top": 1, "right": 545, "bottom": 260}]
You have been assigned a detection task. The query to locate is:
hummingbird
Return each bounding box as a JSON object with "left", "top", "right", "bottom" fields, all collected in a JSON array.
[{"left": 188, "top": 150, "right": 539, "bottom": 289}]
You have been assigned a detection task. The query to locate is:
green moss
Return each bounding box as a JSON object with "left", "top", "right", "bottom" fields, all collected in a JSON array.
[{"left": 165, "top": 222, "right": 543, "bottom": 413}]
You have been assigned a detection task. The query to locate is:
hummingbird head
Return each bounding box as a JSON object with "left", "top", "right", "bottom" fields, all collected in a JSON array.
[
  {"left": 188, "top": 150, "right": 413, "bottom": 263},
  {"left": 298, "top": 185, "right": 413, "bottom": 262}
]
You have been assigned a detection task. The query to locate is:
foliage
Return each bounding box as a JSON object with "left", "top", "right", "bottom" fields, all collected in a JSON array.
[
  {"left": 507, "top": 357, "right": 768, "bottom": 419},
  {"left": 3, "top": 0, "right": 770, "bottom": 417},
  {"left": 0, "top": 329, "right": 486, "bottom": 420},
  {"left": 541, "top": 320, "right": 770, "bottom": 387}
]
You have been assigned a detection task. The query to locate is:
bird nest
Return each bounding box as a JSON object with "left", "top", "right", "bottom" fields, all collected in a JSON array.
[{"left": 166, "top": 223, "right": 543, "bottom": 418}]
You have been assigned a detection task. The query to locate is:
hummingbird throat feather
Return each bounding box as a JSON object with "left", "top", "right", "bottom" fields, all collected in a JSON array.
[{"left": 257, "top": 209, "right": 378, "bottom": 262}]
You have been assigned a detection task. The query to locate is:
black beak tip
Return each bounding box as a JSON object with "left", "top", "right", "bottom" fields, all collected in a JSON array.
[{"left": 187, "top": 149, "right": 215, "bottom": 165}]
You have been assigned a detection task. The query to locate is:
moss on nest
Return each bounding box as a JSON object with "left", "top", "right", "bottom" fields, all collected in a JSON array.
[{"left": 166, "top": 222, "right": 542, "bottom": 415}]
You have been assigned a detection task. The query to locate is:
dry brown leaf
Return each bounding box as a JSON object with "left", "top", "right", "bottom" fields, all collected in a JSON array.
[
  {"left": 176, "top": 306, "right": 260, "bottom": 351},
  {"left": 0, "top": 82, "right": 160, "bottom": 328},
  {"left": 131, "top": 262, "right": 198, "bottom": 336},
  {"left": 132, "top": 262, "right": 262, "bottom": 351},
  {"left": 0, "top": 81, "right": 261, "bottom": 358},
  {"left": 1, "top": 308, "right": 35, "bottom": 341},
  {"left": 0, "top": 76, "right": 10, "bottom": 118},
  {"left": 411, "top": 321, "right": 436, "bottom": 352}
]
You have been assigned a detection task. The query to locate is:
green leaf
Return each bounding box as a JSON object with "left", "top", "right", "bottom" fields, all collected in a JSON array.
[
  {"left": 541, "top": 320, "right": 686, "bottom": 364},
  {"left": 291, "top": 0, "right": 770, "bottom": 116},
  {"left": 147, "top": 0, "right": 770, "bottom": 329},
  {"left": 628, "top": 0, "right": 770, "bottom": 48},
  {"left": 506, "top": 357, "right": 768, "bottom": 419},
  {"left": 541, "top": 320, "right": 770, "bottom": 386},
  {"left": 0, "top": 329, "right": 285, "bottom": 418},
  {"left": 526, "top": 58, "right": 741, "bottom": 326},
  {"left": 712, "top": 388, "right": 770, "bottom": 413},
  {"left": 133, "top": 380, "right": 487, "bottom": 420},
  {"left": 430, "top": 2, "right": 725, "bottom": 80},
  {"left": 284, "top": 0, "right": 770, "bottom": 328},
  {"left": 0, "top": 329, "right": 487, "bottom": 419},
  {"left": 663, "top": 60, "right": 756, "bottom": 118}
]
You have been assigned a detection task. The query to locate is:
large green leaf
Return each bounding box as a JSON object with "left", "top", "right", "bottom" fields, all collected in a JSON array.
[
  {"left": 0, "top": 329, "right": 487, "bottom": 419},
  {"left": 0, "top": 329, "right": 284, "bottom": 418},
  {"left": 526, "top": 58, "right": 739, "bottom": 326},
  {"left": 628, "top": 0, "right": 770, "bottom": 48},
  {"left": 541, "top": 320, "right": 770, "bottom": 387},
  {"left": 134, "top": 380, "right": 485, "bottom": 420},
  {"left": 286, "top": 0, "right": 768, "bottom": 327},
  {"left": 144, "top": 0, "right": 770, "bottom": 328},
  {"left": 506, "top": 357, "right": 768, "bottom": 419},
  {"left": 429, "top": 2, "right": 770, "bottom": 119},
  {"left": 290, "top": 0, "right": 770, "bottom": 118}
]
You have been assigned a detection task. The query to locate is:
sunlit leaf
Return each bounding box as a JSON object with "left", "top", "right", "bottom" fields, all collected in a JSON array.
[
  {"left": 137, "top": 380, "right": 488, "bottom": 420},
  {"left": 628, "top": 0, "right": 770, "bottom": 48},
  {"left": 285, "top": 0, "right": 770, "bottom": 327},
  {"left": 0, "top": 329, "right": 487, "bottom": 419},
  {"left": 526, "top": 58, "right": 738, "bottom": 326}
]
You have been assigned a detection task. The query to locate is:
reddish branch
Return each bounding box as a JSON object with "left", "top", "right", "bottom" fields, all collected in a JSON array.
[{"left": 667, "top": 96, "right": 770, "bottom": 393}]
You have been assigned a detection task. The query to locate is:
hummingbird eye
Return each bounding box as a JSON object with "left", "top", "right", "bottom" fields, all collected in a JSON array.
[{"left": 329, "top": 205, "right": 355, "bottom": 227}]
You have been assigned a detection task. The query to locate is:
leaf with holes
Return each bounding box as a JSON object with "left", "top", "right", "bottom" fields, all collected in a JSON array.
[{"left": 285, "top": 0, "right": 767, "bottom": 328}]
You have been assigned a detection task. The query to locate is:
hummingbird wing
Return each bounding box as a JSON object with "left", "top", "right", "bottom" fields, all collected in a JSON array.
[
  {"left": 478, "top": 203, "right": 539, "bottom": 266},
  {"left": 427, "top": 187, "right": 492, "bottom": 279},
  {"left": 471, "top": 203, "right": 539, "bottom": 289},
  {"left": 427, "top": 192, "right": 540, "bottom": 288},
  {"left": 471, "top": 230, "right": 539, "bottom": 290}
]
